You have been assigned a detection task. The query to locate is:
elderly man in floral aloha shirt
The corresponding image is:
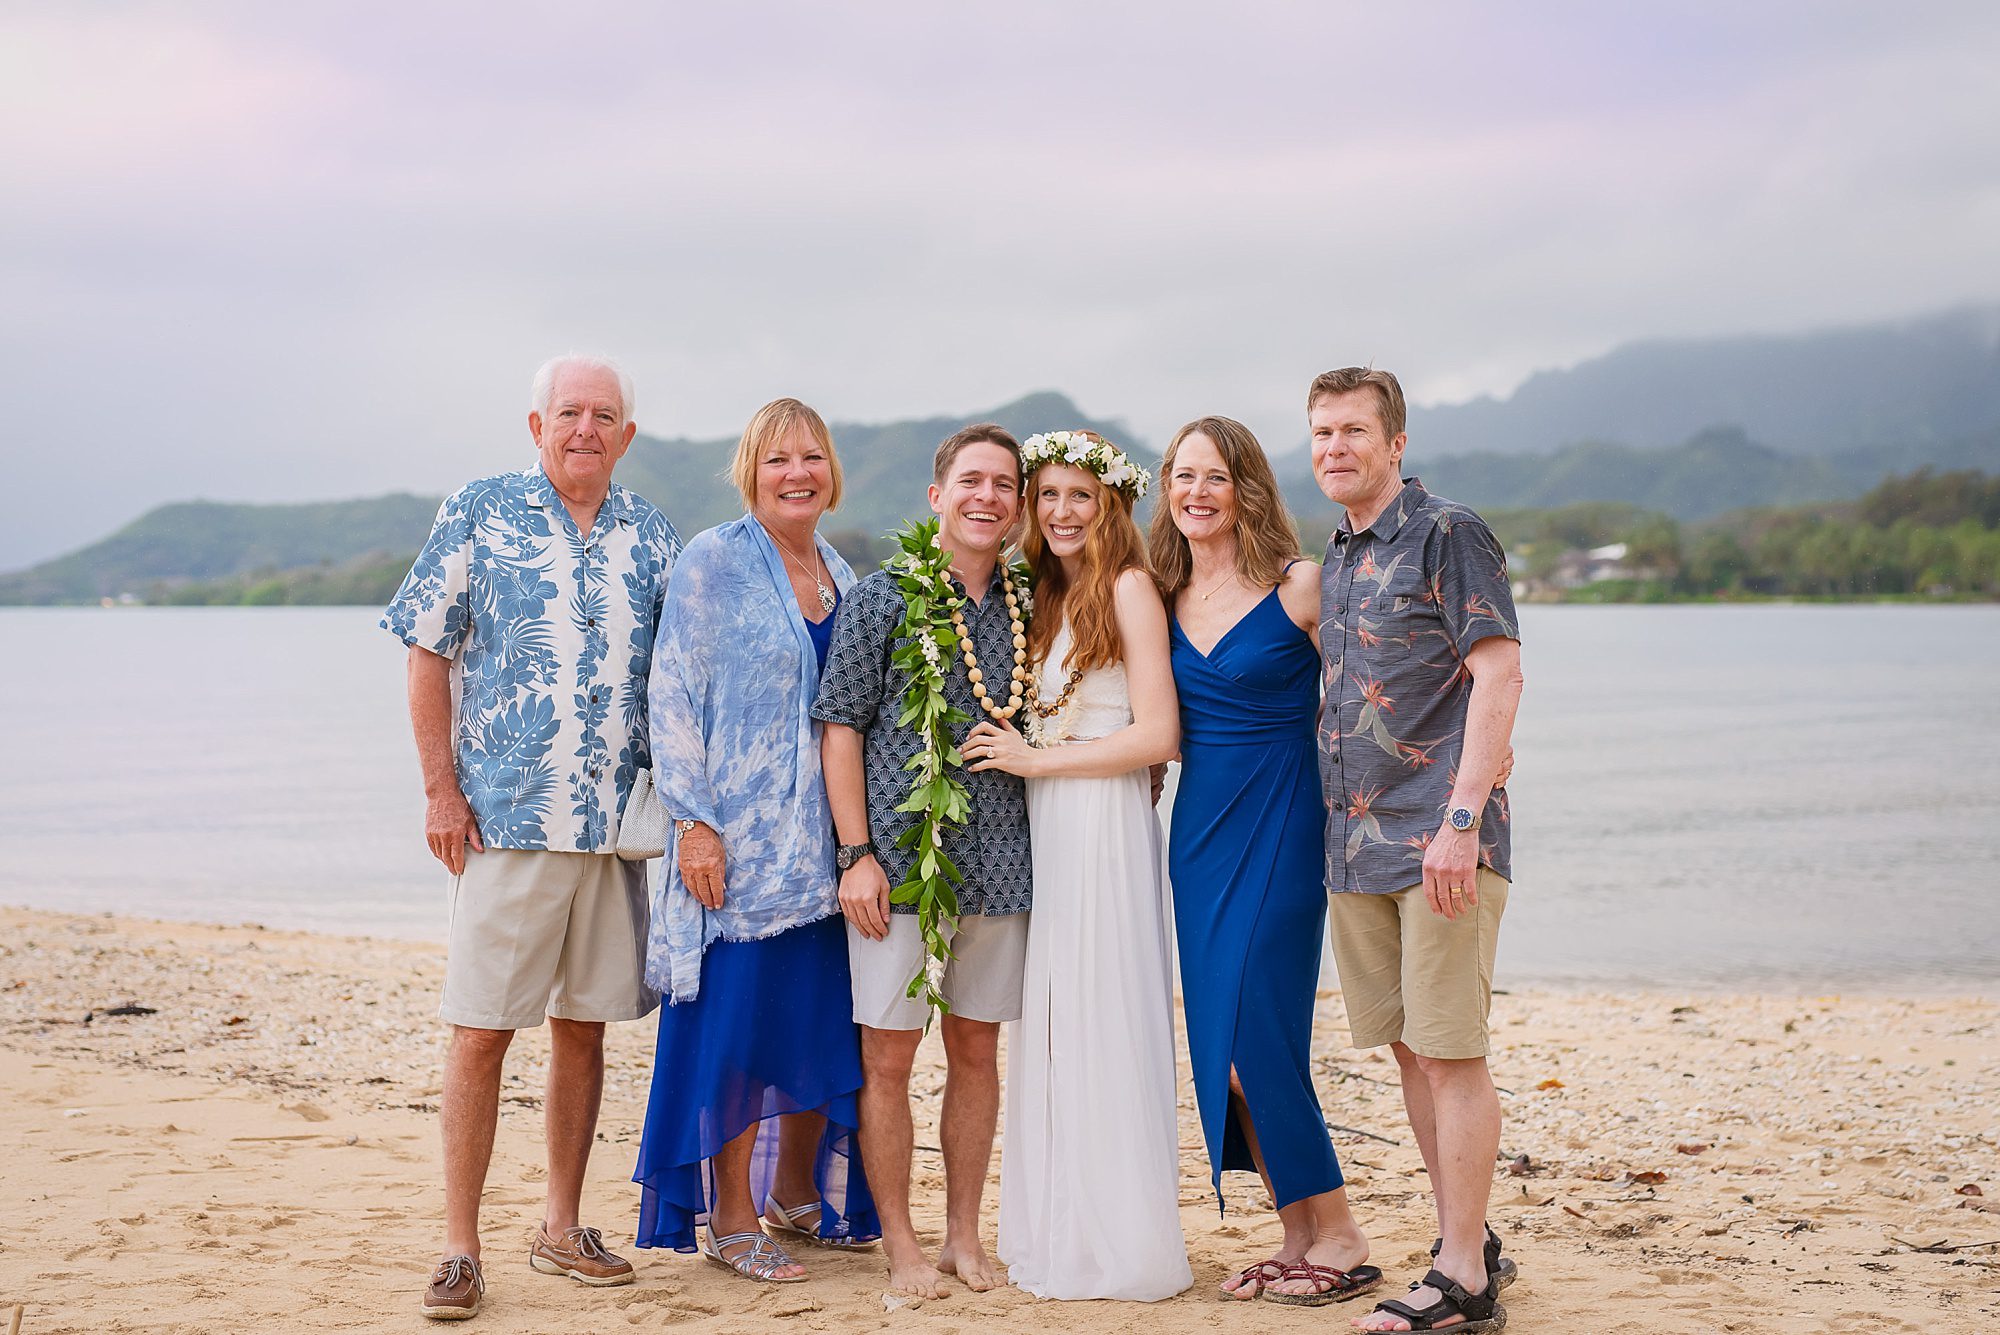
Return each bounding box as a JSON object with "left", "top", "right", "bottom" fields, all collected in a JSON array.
[
  {"left": 383, "top": 354, "right": 681, "bottom": 1321},
  {"left": 1310, "top": 367, "right": 1525, "bottom": 1335}
]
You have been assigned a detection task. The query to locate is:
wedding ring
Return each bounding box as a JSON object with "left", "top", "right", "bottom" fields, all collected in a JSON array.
[{"left": 1449, "top": 886, "right": 1465, "bottom": 897}]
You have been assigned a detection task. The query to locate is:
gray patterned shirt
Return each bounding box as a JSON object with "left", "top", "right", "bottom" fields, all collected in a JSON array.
[
  {"left": 1319, "top": 479, "right": 1520, "bottom": 894},
  {"left": 811, "top": 566, "right": 1033, "bottom": 916}
]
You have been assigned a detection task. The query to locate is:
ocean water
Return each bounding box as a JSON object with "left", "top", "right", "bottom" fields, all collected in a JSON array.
[{"left": 1, "top": 605, "right": 1995, "bottom": 992}]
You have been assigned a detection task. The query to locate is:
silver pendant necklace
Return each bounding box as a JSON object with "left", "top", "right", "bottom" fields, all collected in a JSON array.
[{"left": 772, "top": 530, "right": 835, "bottom": 615}]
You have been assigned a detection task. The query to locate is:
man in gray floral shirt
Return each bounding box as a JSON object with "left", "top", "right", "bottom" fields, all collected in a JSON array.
[
  {"left": 814, "top": 423, "right": 1031, "bottom": 1299},
  {"left": 1311, "top": 367, "right": 1525, "bottom": 1334}
]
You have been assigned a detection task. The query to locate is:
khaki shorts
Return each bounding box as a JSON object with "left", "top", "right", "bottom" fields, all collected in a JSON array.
[
  {"left": 848, "top": 912, "right": 1029, "bottom": 1030},
  {"left": 441, "top": 849, "right": 659, "bottom": 1030},
  {"left": 1327, "top": 868, "right": 1508, "bottom": 1060}
]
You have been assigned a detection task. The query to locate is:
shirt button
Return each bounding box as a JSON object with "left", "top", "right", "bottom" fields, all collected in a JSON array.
[
  {"left": 1334, "top": 605, "right": 1346, "bottom": 616},
  {"left": 587, "top": 617, "right": 597, "bottom": 627},
  {"left": 590, "top": 693, "right": 599, "bottom": 703}
]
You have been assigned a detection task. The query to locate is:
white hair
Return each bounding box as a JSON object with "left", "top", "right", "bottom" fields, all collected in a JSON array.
[{"left": 530, "top": 354, "right": 635, "bottom": 421}]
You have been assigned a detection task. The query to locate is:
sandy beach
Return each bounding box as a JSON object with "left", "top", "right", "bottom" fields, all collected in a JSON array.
[{"left": 2, "top": 906, "right": 1994, "bottom": 1334}]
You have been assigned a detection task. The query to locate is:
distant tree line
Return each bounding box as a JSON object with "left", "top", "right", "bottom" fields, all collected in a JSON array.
[
  {"left": 1501, "top": 469, "right": 2000, "bottom": 601},
  {"left": 123, "top": 469, "right": 2000, "bottom": 606},
  {"left": 147, "top": 553, "right": 414, "bottom": 607}
]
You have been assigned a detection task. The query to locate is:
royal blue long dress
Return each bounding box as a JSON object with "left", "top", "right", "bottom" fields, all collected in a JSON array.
[
  {"left": 1168, "top": 585, "right": 1344, "bottom": 1209},
  {"left": 631, "top": 603, "right": 880, "bottom": 1251}
]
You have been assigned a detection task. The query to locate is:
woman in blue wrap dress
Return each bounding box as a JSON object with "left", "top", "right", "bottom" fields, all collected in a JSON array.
[
  {"left": 635, "top": 398, "right": 878, "bottom": 1282},
  {"left": 1148, "top": 417, "right": 1380, "bottom": 1306}
]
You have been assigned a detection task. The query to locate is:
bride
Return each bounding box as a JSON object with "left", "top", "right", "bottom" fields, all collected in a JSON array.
[{"left": 964, "top": 430, "right": 1191, "bottom": 1302}]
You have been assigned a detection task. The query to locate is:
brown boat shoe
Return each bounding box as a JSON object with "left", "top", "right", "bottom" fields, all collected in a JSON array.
[
  {"left": 423, "top": 1254, "right": 485, "bottom": 1321},
  {"left": 528, "top": 1224, "right": 636, "bottom": 1286}
]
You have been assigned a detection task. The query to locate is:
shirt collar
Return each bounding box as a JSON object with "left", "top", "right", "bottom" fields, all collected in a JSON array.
[
  {"left": 522, "top": 465, "right": 631, "bottom": 524},
  {"left": 947, "top": 564, "right": 1009, "bottom": 601},
  {"left": 1336, "top": 477, "right": 1425, "bottom": 544}
]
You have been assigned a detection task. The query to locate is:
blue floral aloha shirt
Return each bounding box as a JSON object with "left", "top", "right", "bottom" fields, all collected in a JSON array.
[
  {"left": 1318, "top": 478, "right": 1519, "bottom": 894},
  {"left": 645, "top": 515, "right": 856, "bottom": 1003},
  {"left": 382, "top": 465, "right": 682, "bottom": 853}
]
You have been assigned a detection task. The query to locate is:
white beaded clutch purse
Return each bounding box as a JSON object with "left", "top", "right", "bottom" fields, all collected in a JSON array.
[{"left": 614, "top": 768, "right": 668, "bottom": 861}]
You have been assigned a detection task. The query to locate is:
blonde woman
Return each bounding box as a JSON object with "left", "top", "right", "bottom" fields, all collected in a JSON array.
[
  {"left": 963, "top": 430, "right": 1191, "bottom": 1301},
  {"left": 635, "top": 398, "right": 877, "bottom": 1281}
]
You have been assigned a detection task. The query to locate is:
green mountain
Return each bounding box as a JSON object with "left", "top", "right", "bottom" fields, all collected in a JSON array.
[
  {"left": 0, "top": 494, "right": 444, "bottom": 604},
  {"left": 616, "top": 390, "right": 1142, "bottom": 567},
  {"left": 0, "top": 392, "right": 1141, "bottom": 605},
  {"left": 1415, "top": 304, "right": 2000, "bottom": 456},
  {"left": 15, "top": 325, "right": 2000, "bottom": 606},
  {"left": 1279, "top": 424, "right": 2000, "bottom": 538}
]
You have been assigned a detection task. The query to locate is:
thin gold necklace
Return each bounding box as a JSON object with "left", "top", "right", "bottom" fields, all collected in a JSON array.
[{"left": 1194, "top": 566, "right": 1237, "bottom": 601}]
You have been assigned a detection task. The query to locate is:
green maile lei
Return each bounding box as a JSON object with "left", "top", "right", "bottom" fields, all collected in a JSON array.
[{"left": 883, "top": 516, "right": 1032, "bottom": 1018}]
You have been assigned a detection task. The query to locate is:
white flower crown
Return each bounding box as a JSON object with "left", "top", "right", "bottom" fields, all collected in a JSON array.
[{"left": 1020, "top": 429, "right": 1152, "bottom": 500}]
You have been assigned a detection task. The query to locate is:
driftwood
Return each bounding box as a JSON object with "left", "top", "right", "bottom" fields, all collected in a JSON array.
[
  {"left": 1324, "top": 1121, "right": 1402, "bottom": 1147},
  {"left": 1884, "top": 1236, "right": 2000, "bottom": 1255}
]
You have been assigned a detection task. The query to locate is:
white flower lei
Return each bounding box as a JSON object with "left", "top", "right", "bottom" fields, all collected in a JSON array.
[
  {"left": 882, "top": 517, "right": 1033, "bottom": 1021},
  {"left": 1019, "top": 429, "right": 1152, "bottom": 500}
]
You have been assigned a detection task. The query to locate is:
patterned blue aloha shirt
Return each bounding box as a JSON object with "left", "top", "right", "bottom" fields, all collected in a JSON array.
[
  {"left": 1318, "top": 478, "right": 1519, "bottom": 894},
  {"left": 645, "top": 516, "right": 856, "bottom": 1003},
  {"left": 382, "top": 465, "right": 681, "bottom": 853},
  {"left": 811, "top": 567, "right": 1034, "bottom": 917}
]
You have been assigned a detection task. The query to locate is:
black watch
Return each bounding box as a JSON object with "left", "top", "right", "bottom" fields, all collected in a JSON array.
[{"left": 835, "top": 841, "right": 877, "bottom": 871}]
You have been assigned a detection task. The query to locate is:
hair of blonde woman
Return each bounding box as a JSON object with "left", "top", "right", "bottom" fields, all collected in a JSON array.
[
  {"left": 1307, "top": 366, "right": 1407, "bottom": 440},
  {"left": 730, "top": 397, "right": 844, "bottom": 514},
  {"left": 1145, "top": 416, "right": 1302, "bottom": 598},
  {"left": 1022, "top": 431, "right": 1153, "bottom": 676}
]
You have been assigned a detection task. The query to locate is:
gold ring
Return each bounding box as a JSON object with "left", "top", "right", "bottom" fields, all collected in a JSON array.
[{"left": 1450, "top": 886, "right": 1465, "bottom": 896}]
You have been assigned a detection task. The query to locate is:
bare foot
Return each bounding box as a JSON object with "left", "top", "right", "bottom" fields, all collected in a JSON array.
[
  {"left": 882, "top": 1240, "right": 949, "bottom": 1300},
  {"left": 1354, "top": 1291, "right": 1432, "bottom": 1331},
  {"left": 1267, "top": 1231, "right": 1371, "bottom": 1299},
  {"left": 937, "top": 1240, "right": 1002, "bottom": 1292}
]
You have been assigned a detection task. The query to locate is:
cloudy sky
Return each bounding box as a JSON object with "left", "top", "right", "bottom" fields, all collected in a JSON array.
[{"left": 4, "top": 1, "right": 1997, "bottom": 567}]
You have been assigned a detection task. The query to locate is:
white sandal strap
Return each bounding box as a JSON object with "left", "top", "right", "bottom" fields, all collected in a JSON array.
[{"left": 708, "top": 1228, "right": 796, "bottom": 1278}]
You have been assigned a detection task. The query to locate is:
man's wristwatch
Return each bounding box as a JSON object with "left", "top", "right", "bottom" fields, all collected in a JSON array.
[
  {"left": 1446, "top": 805, "right": 1481, "bottom": 833},
  {"left": 835, "top": 841, "right": 877, "bottom": 871}
]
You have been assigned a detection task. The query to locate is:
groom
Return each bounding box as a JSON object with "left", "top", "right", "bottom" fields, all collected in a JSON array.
[{"left": 812, "top": 423, "right": 1033, "bottom": 1299}]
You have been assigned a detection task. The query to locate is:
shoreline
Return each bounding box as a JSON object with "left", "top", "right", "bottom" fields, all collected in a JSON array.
[
  {"left": 12, "top": 902, "right": 1994, "bottom": 1002},
  {"left": 4, "top": 905, "right": 1997, "bottom": 1333}
]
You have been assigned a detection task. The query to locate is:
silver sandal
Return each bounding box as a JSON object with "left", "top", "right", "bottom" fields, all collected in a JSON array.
[
  {"left": 701, "top": 1226, "right": 807, "bottom": 1283},
  {"left": 763, "top": 1196, "right": 877, "bottom": 1250}
]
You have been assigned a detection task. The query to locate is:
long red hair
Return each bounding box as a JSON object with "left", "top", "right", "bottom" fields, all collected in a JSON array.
[{"left": 1022, "top": 439, "right": 1153, "bottom": 675}]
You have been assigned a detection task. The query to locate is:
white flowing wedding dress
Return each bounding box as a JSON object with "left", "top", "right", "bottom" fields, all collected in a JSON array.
[{"left": 997, "top": 620, "right": 1191, "bottom": 1301}]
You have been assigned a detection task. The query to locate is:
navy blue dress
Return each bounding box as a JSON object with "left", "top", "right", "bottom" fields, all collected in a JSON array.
[
  {"left": 1168, "top": 586, "right": 1343, "bottom": 1209},
  {"left": 632, "top": 597, "right": 880, "bottom": 1251}
]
